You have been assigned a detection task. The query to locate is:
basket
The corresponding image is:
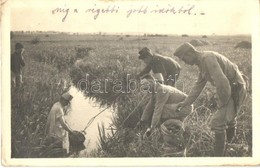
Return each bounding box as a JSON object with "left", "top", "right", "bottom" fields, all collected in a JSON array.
[
  {"left": 160, "top": 119, "right": 185, "bottom": 150},
  {"left": 162, "top": 144, "right": 187, "bottom": 157},
  {"left": 69, "top": 131, "right": 86, "bottom": 153}
]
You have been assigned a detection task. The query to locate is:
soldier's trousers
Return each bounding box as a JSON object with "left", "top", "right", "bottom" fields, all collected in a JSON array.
[
  {"left": 210, "top": 82, "right": 247, "bottom": 133},
  {"left": 11, "top": 72, "right": 23, "bottom": 88}
]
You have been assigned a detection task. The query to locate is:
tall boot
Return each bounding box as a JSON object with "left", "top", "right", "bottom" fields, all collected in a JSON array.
[
  {"left": 214, "top": 131, "right": 226, "bottom": 157},
  {"left": 226, "top": 127, "right": 236, "bottom": 143}
]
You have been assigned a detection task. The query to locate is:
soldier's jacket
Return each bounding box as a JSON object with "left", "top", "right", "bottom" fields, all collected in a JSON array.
[
  {"left": 141, "top": 83, "right": 191, "bottom": 128},
  {"left": 11, "top": 51, "right": 25, "bottom": 74},
  {"left": 138, "top": 54, "right": 181, "bottom": 81},
  {"left": 185, "top": 51, "right": 246, "bottom": 108}
]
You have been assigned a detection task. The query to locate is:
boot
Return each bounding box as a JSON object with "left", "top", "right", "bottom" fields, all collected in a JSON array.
[
  {"left": 226, "top": 127, "right": 236, "bottom": 143},
  {"left": 214, "top": 132, "right": 226, "bottom": 157}
]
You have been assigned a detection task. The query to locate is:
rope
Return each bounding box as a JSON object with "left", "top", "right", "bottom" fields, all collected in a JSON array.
[
  {"left": 81, "top": 93, "right": 122, "bottom": 133},
  {"left": 82, "top": 105, "right": 111, "bottom": 132}
]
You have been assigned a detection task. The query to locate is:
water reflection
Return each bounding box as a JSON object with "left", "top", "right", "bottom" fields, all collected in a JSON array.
[{"left": 65, "top": 86, "right": 113, "bottom": 155}]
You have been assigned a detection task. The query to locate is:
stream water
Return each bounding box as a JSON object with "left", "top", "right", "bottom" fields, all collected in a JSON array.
[{"left": 65, "top": 86, "right": 114, "bottom": 155}]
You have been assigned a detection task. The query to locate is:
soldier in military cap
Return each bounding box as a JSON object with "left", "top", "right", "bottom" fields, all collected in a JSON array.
[
  {"left": 137, "top": 47, "right": 181, "bottom": 86},
  {"left": 45, "top": 92, "right": 78, "bottom": 157},
  {"left": 11, "top": 42, "right": 25, "bottom": 88},
  {"left": 174, "top": 42, "right": 247, "bottom": 156}
]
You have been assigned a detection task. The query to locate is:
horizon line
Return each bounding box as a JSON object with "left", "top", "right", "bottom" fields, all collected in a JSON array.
[{"left": 11, "top": 30, "right": 251, "bottom": 36}]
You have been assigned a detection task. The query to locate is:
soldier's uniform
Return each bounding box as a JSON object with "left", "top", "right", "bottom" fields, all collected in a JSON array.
[
  {"left": 11, "top": 43, "right": 25, "bottom": 88},
  {"left": 138, "top": 47, "right": 181, "bottom": 86},
  {"left": 174, "top": 42, "right": 247, "bottom": 156},
  {"left": 141, "top": 83, "right": 193, "bottom": 129},
  {"left": 45, "top": 93, "right": 74, "bottom": 157}
]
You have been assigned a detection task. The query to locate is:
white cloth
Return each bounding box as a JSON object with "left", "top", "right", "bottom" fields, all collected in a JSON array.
[{"left": 46, "top": 102, "right": 69, "bottom": 152}]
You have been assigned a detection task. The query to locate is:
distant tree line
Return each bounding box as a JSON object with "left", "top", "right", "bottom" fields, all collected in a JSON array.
[{"left": 143, "top": 34, "right": 168, "bottom": 37}]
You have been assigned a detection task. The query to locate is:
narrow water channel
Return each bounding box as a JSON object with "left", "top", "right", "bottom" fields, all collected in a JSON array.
[{"left": 65, "top": 86, "right": 114, "bottom": 155}]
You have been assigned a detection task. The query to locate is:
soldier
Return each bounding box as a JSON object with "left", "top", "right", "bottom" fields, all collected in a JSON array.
[
  {"left": 174, "top": 42, "right": 247, "bottom": 156},
  {"left": 136, "top": 74, "right": 193, "bottom": 138},
  {"left": 45, "top": 92, "right": 77, "bottom": 157},
  {"left": 137, "top": 47, "right": 181, "bottom": 86},
  {"left": 11, "top": 43, "right": 25, "bottom": 88}
]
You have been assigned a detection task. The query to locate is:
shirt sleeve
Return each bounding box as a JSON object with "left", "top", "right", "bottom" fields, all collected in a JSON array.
[
  {"left": 205, "top": 56, "right": 231, "bottom": 106},
  {"left": 184, "top": 72, "right": 207, "bottom": 105},
  {"left": 151, "top": 89, "right": 169, "bottom": 128},
  {"left": 141, "top": 98, "right": 154, "bottom": 122},
  {"left": 55, "top": 106, "right": 64, "bottom": 119}
]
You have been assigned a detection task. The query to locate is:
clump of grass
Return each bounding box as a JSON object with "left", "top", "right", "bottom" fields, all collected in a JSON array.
[
  {"left": 183, "top": 105, "right": 215, "bottom": 156},
  {"left": 31, "top": 37, "right": 40, "bottom": 44},
  {"left": 30, "top": 46, "right": 77, "bottom": 73},
  {"left": 76, "top": 47, "right": 93, "bottom": 59}
]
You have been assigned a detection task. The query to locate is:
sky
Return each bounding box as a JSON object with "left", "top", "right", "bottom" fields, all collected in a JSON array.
[{"left": 8, "top": 0, "right": 258, "bottom": 35}]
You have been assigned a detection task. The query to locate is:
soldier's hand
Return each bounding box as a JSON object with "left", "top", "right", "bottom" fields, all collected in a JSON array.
[
  {"left": 81, "top": 130, "right": 87, "bottom": 135},
  {"left": 176, "top": 102, "right": 185, "bottom": 112},
  {"left": 143, "top": 128, "right": 152, "bottom": 138},
  {"left": 72, "top": 130, "right": 79, "bottom": 135}
]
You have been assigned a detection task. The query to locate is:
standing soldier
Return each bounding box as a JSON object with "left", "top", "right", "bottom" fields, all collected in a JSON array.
[
  {"left": 174, "top": 42, "right": 247, "bottom": 156},
  {"left": 11, "top": 42, "right": 25, "bottom": 88},
  {"left": 137, "top": 47, "right": 181, "bottom": 86}
]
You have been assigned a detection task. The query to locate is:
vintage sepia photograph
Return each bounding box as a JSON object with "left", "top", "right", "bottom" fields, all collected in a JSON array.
[{"left": 1, "top": 0, "right": 260, "bottom": 166}]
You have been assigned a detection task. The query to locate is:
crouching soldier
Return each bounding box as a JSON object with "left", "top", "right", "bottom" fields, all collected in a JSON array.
[
  {"left": 174, "top": 42, "right": 248, "bottom": 156},
  {"left": 136, "top": 74, "right": 193, "bottom": 150},
  {"left": 137, "top": 47, "right": 181, "bottom": 86},
  {"left": 45, "top": 92, "right": 78, "bottom": 157}
]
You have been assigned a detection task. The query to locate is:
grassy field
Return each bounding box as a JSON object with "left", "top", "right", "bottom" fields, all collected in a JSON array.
[{"left": 11, "top": 33, "right": 252, "bottom": 157}]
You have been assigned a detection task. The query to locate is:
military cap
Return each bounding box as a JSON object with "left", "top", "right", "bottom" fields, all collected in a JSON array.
[
  {"left": 15, "top": 43, "right": 24, "bottom": 49},
  {"left": 61, "top": 92, "right": 73, "bottom": 102},
  {"left": 138, "top": 47, "right": 153, "bottom": 59},
  {"left": 174, "top": 42, "right": 196, "bottom": 57}
]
